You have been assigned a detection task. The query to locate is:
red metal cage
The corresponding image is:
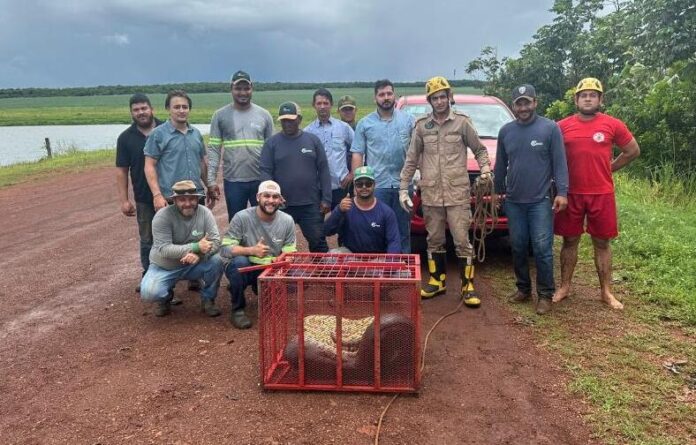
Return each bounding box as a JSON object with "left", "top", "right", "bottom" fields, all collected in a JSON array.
[{"left": 258, "top": 252, "right": 421, "bottom": 393}]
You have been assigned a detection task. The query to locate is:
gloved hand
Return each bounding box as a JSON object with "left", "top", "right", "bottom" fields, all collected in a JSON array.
[
  {"left": 475, "top": 168, "right": 492, "bottom": 187},
  {"left": 399, "top": 189, "right": 413, "bottom": 213},
  {"left": 412, "top": 169, "right": 421, "bottom": 188}
]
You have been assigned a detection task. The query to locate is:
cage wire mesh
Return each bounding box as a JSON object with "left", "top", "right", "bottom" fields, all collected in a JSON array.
[{"left": 258, "top": 253, "right": 421, "bottom": 393}]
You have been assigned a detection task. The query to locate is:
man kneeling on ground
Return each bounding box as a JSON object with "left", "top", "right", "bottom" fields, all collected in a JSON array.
[
  {"left": 140, "top": 180, "right": 224, "bottom": 317},
  {"left": 324, "top": 165, "right": 401, "bottom": 254},
  {"left": 221, "top": 180, "right": 297, "bottom": 329}
]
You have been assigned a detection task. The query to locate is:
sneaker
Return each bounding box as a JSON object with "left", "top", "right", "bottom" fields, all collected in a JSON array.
[
  {"left": 201, "top": 300, "right": 221, "bottom": 317},
  {"left": 230, "top": 309, "right": 252, "bottom": 329},
  {"left": 508, "top": 290, "right": 531, "bottom": 303},
  {"left": 536, "top": 297, "right": 552, "bottom": 315},
  {"left": 170, "top": 296, "right": 183, "bottom": 306},
  {"left": 155, "top": 300, "right": 171, "bottom": 317}
]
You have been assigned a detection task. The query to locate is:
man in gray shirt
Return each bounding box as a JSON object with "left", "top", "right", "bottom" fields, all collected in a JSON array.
[
  {"left": 221, "top": 180, "right": 297, "bottom": 329},
  {"left": 207, "top": 71, "right": 275, "bottom": 221},
  {"left": 140, "top": 180, "right": 224, "bottom": 318}
]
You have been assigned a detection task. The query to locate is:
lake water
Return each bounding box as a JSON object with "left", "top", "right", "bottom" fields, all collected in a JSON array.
[{"left": 0, "top": 124, "right": 211, "bottom": 167}]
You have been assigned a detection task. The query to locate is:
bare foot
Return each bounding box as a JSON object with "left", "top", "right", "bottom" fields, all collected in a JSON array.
[
  {"left": 552, "top": 286, "right": 570, "bottom": 303},
  {"left": 601, "top": 292, "right": 624, "bottom": 310}
]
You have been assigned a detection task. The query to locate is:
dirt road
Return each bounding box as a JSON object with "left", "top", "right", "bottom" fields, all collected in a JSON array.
[{"left": 0, "top": 166, "right": 595, "bottom": 444}]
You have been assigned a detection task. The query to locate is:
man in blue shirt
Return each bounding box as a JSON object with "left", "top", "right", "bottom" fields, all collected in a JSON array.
[
  {"left": 144, "top": 90, "right": 213, "bottom": 212},
  {"left": 494, "top": 84, "right": 569, "bottom": 315},
  {"left": 325, "top": 166, "right": 400, "bottom": 254},
  {"left": 144, "top": 89, "right": 213, "bottom": 294},
  {"left": 304, "top": 88, "right": 355, "bottom": 210},
  {"left": 351, "top": 79, "right": 415, "bottom": 254}
]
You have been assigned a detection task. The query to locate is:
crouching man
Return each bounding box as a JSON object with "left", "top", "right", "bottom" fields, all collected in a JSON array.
[
  {"left": 140, "top": 180, "right": 224, "bottom": 317},
  {"left": 221, "top": 180, "right": 297, "bottom": 329},
  {"left": 324, "top": 165, "right": 401, "bottom": 254}
]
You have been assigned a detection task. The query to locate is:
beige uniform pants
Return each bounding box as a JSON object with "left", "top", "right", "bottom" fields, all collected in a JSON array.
[{"left": 423, "top": 204, "right": 473, "bottom": 257}]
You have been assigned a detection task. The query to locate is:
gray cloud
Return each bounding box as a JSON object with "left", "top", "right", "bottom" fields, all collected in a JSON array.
[{"left": 0, "top": 0, "right": 555, "bottom": 88}]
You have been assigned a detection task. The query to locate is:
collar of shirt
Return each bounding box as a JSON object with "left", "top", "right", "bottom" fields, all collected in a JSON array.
[
  {"left": 165, "top": 119, "right": 193, "bottom": 134},
  {"left": 309, "top": 117, "right": 337, "bottom": 129},
  {"left": 427, "top": 109, "right": 456, "bottom": 127}
]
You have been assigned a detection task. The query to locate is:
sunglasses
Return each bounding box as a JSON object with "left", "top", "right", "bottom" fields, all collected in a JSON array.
[{"left": 354, "top": 180, "right": 374, "bottom": 188}]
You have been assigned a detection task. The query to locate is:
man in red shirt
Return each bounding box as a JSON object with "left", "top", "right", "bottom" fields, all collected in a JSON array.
[{"left": 553, "top": 78, "right": 640, "bottom": 309}]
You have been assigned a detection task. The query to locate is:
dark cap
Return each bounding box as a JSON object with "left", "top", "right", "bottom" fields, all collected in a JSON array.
[
  {"left": 337, "top": 95, "right": 357, "bottom": 110},
  {"left": 278, "top": 101, "right": 302, "bottom": 121},
  {"left": 230, "top": 70, "right": 252, "bottom": 85},
  {"left": 512, "top": 84, "right": 536, "bottom": 103}
]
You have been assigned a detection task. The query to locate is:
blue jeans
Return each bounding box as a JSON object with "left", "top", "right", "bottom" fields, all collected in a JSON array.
[
  {"left": 135, "top": 201, "right": 155, "bottom": 274},
  {"left": 375, "top": 188, "right": 411, "bottom": 253},
  {"left": 223, "top": 256, "right": 262, "bottom": 311},
  {"left": 140, "top": 254, "right": 224, "bottom": 303},
  {"left": 284, "top": 204, "right": 328, "bottom": 253},
  {"left": 223, "top": 179, "right": 260, "bottom": 222},
  {"left": 504, "top": 199, "right": 555, "bottom": 298}
]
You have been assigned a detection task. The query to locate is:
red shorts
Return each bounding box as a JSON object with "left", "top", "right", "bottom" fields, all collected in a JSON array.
[{"left": 554, "top": 193, "right": 618, "bottom": 239}]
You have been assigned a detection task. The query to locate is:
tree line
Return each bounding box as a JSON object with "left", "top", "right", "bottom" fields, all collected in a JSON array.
[
  {"left": 0, "top": 80, "right": 485, "bottom": 99},
  {"left": 466, "top": 0, "right": 696, "bottom": 178}
]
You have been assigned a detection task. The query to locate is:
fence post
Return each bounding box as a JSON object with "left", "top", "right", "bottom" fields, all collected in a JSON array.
[{"left": 44, "top": 138, "right": 52, "bottom": 159}]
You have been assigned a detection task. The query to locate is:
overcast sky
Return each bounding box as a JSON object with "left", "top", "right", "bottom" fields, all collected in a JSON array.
[{"left": 0, "top": 0, "right": 556, "bottom": 88}]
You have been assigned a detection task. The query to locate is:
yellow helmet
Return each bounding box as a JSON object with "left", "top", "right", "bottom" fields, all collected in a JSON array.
[
  {"left": 576, "top": 77, "right": 603, "bottom": 94},
  {"left": 425, "top": 76, "right": 451, "bottom": 97}
]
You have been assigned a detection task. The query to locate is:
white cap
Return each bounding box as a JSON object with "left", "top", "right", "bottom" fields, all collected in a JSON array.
[{"left": 257, "top": 180, "right": 282, "bottom": 195}]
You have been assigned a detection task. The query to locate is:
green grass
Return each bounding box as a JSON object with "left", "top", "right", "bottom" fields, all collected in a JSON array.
[
  {"left": 614, "top": 172, "right": 696, "bottom": 327},
  {"left": 0, "top": 148, "right": 114, "bottom": 187},
  {"left": 487, "top": 171, "right": 696, "bottom": 444},
  {"left": 0, "top": 86, "right": 483, "bottom": 126}
]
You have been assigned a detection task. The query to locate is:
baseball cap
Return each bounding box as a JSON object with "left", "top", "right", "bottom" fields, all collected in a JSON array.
[
  {"left": 278, "top": 102, "right": 302, "bottom": 121},
  {"left": 511, "top": 84, "right": 536, "bottom": 103},
  {"left": 257, "top": 180, "right": 282, "bottom": 196},
  {"left": 230, "top": 70, "right": 252, "bottom": 85},
  {"left": 353, "top": 165, "right": 375, "bottom": 181},
  {"left": 337, "top": 95, "right": 357, "bottom": 110}
]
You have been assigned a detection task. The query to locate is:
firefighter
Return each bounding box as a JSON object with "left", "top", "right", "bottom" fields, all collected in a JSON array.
[{"left": 400, "top": 76, "right": 491, "bottom": 307}]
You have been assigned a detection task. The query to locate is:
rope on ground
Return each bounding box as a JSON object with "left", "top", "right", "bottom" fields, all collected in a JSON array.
[
  {"left": 373, "top": 298, "right": 466, "bottom": 445},
  {"left": 471, "top": 176, "right": 498, "bottom": 263}
]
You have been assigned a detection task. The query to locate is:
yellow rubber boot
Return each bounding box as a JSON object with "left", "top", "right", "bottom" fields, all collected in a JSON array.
[
  {"left": 421, "top": 251, "right": 447, "bottom": 299},
  {"left": 459, "top": 256, "right": 480, "bottom": 308}
]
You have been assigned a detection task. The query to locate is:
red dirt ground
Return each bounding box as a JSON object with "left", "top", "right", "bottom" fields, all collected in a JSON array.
[{"left": 0, "top": 166, "right": 596, "bottom": 444}]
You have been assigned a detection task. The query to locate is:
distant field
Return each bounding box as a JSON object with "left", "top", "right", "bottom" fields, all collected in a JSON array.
[{"left": 0, "top": 86, "right": 483, "bottom": 126}]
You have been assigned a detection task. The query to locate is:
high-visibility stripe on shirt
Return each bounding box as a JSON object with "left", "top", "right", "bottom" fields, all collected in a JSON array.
[{"left": 222, "top": 139, "right": 265, "bottom": 148}]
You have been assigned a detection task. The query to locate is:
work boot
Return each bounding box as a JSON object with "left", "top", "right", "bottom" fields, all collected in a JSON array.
[
  {"left": 201, "top": 300, "right": 221, "bottom": 317},
  {"left": 230, "top": 309, "right": 252, "bottom": 329},
  {"left": 421, "top": 251, "right": 447, "bottom": 299},
  {"left": 536, "top": 297, "right": 552, "bottom": 315},
  {"left": 459, "top": 256, "right": 481, "bottom": 308},
  {"left": 507, "top": 290, "right": 531, "bottom": 303},
  {"left": 155, "top": 300, "right": 171, "bottom": 317}
]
